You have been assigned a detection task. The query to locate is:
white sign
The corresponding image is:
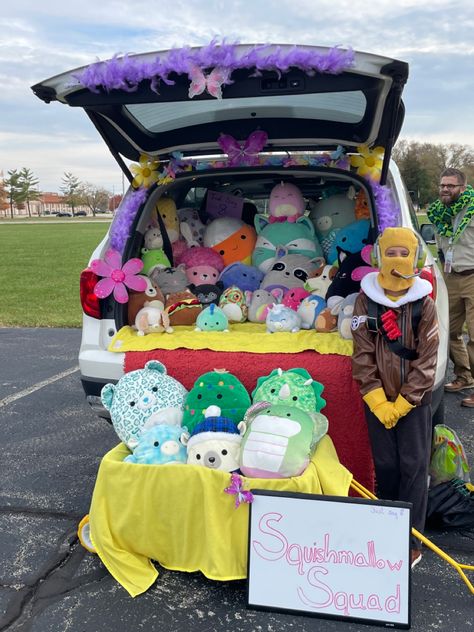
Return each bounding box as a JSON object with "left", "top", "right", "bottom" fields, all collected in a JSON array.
[{"left": 248, "top": 491, "right": 411, "bottom": 629}]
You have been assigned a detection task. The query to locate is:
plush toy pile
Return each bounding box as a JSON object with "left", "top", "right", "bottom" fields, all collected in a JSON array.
[
  {"left": 98, "top": 182, "right": 375, "bottom": 342},
  {"left": 104, "top": 365, "right": 330, "bottom": 479}
]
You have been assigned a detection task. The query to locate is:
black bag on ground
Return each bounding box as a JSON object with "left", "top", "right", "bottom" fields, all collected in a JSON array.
[{"left": 426, "top": 478, "right": 474, "bottom": 529}]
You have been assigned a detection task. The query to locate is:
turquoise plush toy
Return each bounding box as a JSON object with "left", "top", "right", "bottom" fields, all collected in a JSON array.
[
  {"left": 327, "top": 219, "right": 370, "bottom": 265},
  {"left": 252, "top": 215, "right": 323, "bottom": 273},
  {"left": 239, "top": 401, "right": 329, "bottom": 478},
  {"left": 252, "top": 367, "right": 326, "bottom": 413},
  {"left": 124, "top": 424, "right": 189, "bottom": 464},
  {"left": 195, "top": 303, "right": 229, "bottom": 332},
  {"left": 101, "top": 360, "right": 188, "bottom": 449}
]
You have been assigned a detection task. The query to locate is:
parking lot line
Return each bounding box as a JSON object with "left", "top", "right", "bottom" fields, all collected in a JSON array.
[{"left": 0, "top": 366, "right": 80, "bottom": 408}]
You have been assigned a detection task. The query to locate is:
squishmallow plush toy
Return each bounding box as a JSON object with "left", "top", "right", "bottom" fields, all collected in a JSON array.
[
  {"left": 134, "top": 299, "right": 173, "bottom": 335},
  {"left": 252, "top": 215, "right": 323, "bottom": 273},
  {"left": 188, "top": 281, "right": 224, "bottom": 305},
  {"left": 314, "top": 296, "right": 344, "bottom": 333},
  {"left": 178, "top": 207, "right": 206, "bottom": 247},
  {"left": 239, "top": 401, "right": 328, "bottom": 478},
  {"left": 247, "top": 288, "right": 284, "bottom": 323},
  {"left": 304, "top": 263, "right": 337, "bottom": 297},
  {"left": 260, "top": 248, "right": 321, "bottom": 293},
  {"left": 218, "top": 262, "right": 264, "bottom": 292},
  {"left": 325, "top": 250, "right": 366, "bottom": 301},
  {"left": 101, "top": 360, "right": 188, "bottom": 449},
  {"left": 149, "top": 265, "right": 188, "bottom": 296},
  {"left": 140, "top": 225, "right": 171, "bottom": 275},
  {"left": 308, "top": 190, "right": 356, "bottom": 259},
  {"left": 204, "top": 217, "right": 256, "bottom": 266},
  {"left": 195, "top": 303, "right": 229, "bottom": 332},
  {"left": 252, "top": 367, "right": 326, "bottom": 413},
  {"left": 180, "top": 246, "right": 225, "bottom": 287},
  {"left": 218, "top": 286, "right": 250, "bottom": 323},
  {"left": 268, "top": 182, "right": 306, "bottom": 223},
  {"left": 282, "top": 287, "right": 311, "bottom": 311},
  {"left": 354, "top": 189, "right": 370, "bottom": 220},
  {"left": 165, "top": 289, "right": 202, "bottom": 326},
  {"left": 153, "top": 197, "right": 180, "bottom": 244},
  {"left": 186, "top": 406, "right": 245, "bottom": 472},
  {"left": 128, "top": 276, "right": 165, "bottom": 325},
  {"left": 124, "top": 424, "right": 189, "bottom": 465},
  {"left": 297, "top": 294, "right": 326, "bottom": 329},
  {"left": 183, "top": 370, "right": 251, "bottom": 433},
  {"left": 337, "top": 292, "right": 359, "bottom": 340},
  {"left": 327, "top": 219, "right": 370, "bottom": 265},
  {"left": 266, "top": 304, "right": 302, "bottom": 333}
]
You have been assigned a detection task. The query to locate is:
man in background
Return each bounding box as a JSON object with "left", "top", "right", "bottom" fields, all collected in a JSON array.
[{"left": 427, "top": 168, "right": 474, "bottom": 407}]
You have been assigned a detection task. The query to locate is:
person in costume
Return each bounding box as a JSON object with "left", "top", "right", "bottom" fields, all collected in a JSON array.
[
  {"left": 351, "top": 227, "right": 439, "bottom": 569},
  {"left": 427, "top": 168, "right": 474, "bottom": 406}
]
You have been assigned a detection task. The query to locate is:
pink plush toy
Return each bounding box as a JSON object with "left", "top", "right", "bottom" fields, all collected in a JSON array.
[
  {"left": 180, "top": 246, "right": 225, "bottom": 286},
  {"left": 268, "top": 182, "right": 306, "bottom": 224},
  {"left": 282, "top": 287, "right": 311, "bottom": 311}
]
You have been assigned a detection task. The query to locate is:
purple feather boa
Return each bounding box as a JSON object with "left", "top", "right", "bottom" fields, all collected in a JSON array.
[
  {"left": 109, "top": 187, "right": 148, "bottom": 253},
  {"left": 371, "top": 182, "right": 400, "bottom": 233},
  {"left": 75, "top": 41, "right": 355, "bottom": 93}
]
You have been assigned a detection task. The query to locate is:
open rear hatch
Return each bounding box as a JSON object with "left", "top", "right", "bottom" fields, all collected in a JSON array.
[{"left": 31, "top": 43, "right": 408, "bottom": 184}]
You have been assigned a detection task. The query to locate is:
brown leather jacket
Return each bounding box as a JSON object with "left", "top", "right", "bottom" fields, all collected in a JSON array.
[{"left": 351, "top": 293, "right": 439, "bottom": 405}]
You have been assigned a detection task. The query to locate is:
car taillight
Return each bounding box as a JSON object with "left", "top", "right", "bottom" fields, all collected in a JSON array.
[
  {"left": 80, "top": 268, "right": 101, "bottom": 319},
  {"left": 420, "top": 265, "right": 437, "bottom": 300}
]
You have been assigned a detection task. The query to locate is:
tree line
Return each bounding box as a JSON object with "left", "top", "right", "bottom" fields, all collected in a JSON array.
[
  {"left": 1, "top": 141, "right": 473, "bottom": 217},
  {"left": 0, "top": 170, "right": 114, "bottom": 218}
]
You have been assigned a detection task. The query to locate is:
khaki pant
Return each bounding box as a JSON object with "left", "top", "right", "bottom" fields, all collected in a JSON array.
[{"left": 444, "top": 271, "right": 474, "bottom": 382}]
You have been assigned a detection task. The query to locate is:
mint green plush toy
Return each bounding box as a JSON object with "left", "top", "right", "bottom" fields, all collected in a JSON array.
[
  {"left": 182, "top": 370, "right": 251, "bottom": 433},
  {"left": 252, "top": 367, "right": 326, "bottom": 413}
]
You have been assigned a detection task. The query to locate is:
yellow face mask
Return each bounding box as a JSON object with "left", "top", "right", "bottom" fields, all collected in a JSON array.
[{"left": 377, "top": 227, "right": 419, "bottom": 292}]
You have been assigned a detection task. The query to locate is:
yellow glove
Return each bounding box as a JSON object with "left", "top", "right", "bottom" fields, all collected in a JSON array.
[
  {"left": 363, "top": 388, "right": 400, "bottom": 429},
  {"left": 394, "top": 394, "right": 415, "bottom": 418}
]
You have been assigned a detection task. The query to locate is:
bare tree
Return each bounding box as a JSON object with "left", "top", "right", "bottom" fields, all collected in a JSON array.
[{"left": 81, "top": 183, "right": 110, "bottom": 216}]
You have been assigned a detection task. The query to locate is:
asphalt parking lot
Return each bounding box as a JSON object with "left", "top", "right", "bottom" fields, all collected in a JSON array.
[{"left": 0, "top": 327, "right": 473, "bottom": 632}]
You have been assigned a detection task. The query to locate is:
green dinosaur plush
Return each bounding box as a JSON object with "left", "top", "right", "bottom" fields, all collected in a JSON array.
[
  {"left": 252, "top": 367, "right": 326, "bottom": 413},
  {"left": 182, "top": 370, "right": 251, "bottom": 433}
]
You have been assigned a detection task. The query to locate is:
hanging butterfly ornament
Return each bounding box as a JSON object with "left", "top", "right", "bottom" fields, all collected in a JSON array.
[
  {"left": 218, "top": 130, "right": 268, "bottom": 167},
  {"left": 188, "top": 65, "right": 232, "bottom": 99},
  {"left": 224, "top": 473, "right": 254, "bottom": 509}
]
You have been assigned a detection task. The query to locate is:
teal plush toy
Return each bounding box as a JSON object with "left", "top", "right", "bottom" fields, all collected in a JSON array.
[
  {"left": 252, "top": 215, "right": 323, "bottom": 273},
  {"left": 124, "top": 424, "right": 189, "bottom": 464},
  {"left": 183, "top": 369, "right": 251, "bottom": 433},
  {"left": 195, "top": 303, "right": 229, "bottom": 332},
  {"left": 327, "top": 219, "right": 370, "bottom": 265},
  {"left": 239, "top": 401, "right": 329, "bottom": 478},
  {"left": 101, "top": 360, "right": 188, "bottom": 449},
  {"left": 252, "top": 367, "right": 326, "bottom": 413}
]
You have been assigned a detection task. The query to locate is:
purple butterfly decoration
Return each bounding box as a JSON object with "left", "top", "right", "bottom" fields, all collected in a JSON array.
[
  {"left": 224, "top": 473, "right": 254, "bottom": 508},
  {"left": 218, "top": 130, "right": 268, "bottom": 167}
]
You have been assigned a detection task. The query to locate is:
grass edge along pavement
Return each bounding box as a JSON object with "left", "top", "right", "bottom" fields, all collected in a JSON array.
[{"left": 0, "top": 222, "right": 110, "bottom": 327}]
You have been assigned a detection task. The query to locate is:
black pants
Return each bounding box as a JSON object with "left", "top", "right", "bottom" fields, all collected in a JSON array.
[{"left": 365, "top": 403, "right": 432, "bottom": 550}]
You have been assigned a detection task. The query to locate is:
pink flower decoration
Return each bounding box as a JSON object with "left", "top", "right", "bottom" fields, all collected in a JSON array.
[{"left": 90, "top": 248, "right": 147, "bottom": 304}]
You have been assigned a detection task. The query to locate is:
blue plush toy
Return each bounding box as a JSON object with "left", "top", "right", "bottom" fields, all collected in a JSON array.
[
  {"left": 218, "top": 262, "right": 264, "bottom": 292},
  {"left": 124, "top": 424, "right": 189, "bottom": 465},
  {"left": 252, "top": 215, "right": 323, "bottom": 273},
  {"left": 101, "top": 360, "right": 188, "bottom": 449},
  {"left": 195, "top": 303, "right": 229, "bottom": 332},
  {"left": 327, "top": 219, "right": 370, "bottom": 265},
  {"left": 266, "top": 303, "right": 302, "bottom": 333}
]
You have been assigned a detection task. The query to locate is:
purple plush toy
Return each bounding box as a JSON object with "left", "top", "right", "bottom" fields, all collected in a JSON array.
[
  {"left": 268, "top": 182, "right": 306, "bottom": 224},
  {"left": 219, "top": 262, "right": 264, "bottom": 292}
]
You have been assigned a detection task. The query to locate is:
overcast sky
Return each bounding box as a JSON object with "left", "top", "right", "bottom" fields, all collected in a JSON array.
[{"left": 1, "top": 0, "right": 473, "bottom": 193}]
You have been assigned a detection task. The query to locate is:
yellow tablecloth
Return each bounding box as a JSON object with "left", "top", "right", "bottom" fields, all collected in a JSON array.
[
  {"left": 89, "top": 435, "right": 352, "bottom": 596},
  {"left": 108, "top": 323, "right": 353, "bottom": 356}
]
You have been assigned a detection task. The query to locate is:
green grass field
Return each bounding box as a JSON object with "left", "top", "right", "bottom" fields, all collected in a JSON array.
[{"left": 0, "top": 222, "right": 111, "bottom": 327}]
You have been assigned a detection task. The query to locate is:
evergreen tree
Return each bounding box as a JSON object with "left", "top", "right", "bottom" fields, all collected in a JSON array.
[
  {"left": 60, "top": 172, "right": 82, "bottom": 216},
  {"left": 18, "top": 168, "right": 41, "bottom": 217}
]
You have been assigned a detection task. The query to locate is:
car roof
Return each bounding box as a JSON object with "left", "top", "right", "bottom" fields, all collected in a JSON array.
[{"left": 32, "top": 43, "right": 408, "bottom": 183}]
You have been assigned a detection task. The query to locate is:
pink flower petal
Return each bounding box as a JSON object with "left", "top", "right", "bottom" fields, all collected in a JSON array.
[
  {"left": 104, "top": 249, "right": 123, "bottom": 270},
  {"left": 125, "top": 274, "right": 148, "bottom": 291},
  {"left": 90, "top": 259, "right": 112, "bottom": 277},
  {"left": 113, "top": 282, "right": 129, "bottom": 303},
  {"left": 122, "top": 258, "right": 144, "bottom": 275},
  {"left": 94, "top": 277, "right": 115, "bottom": 298}
]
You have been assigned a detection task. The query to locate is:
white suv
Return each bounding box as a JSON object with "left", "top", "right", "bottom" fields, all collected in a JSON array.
[{"left": 32, "top": 43, "right": 448, "bottom": 421}]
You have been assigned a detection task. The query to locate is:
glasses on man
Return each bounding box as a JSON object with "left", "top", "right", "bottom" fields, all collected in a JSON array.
[{"left": 439, "top": 183, "right": 461, "bottom": 190}]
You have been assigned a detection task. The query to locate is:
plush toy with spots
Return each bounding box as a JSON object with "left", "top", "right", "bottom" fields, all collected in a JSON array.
[
  {"left": 218, "top": 286, "right": 250, "bottom": 323},
  {"left": 182, "top": 370, "right": 251, "bottom": 434},
  {"left": 101, "top": 360, "right": 188, "bottom": 449}
]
